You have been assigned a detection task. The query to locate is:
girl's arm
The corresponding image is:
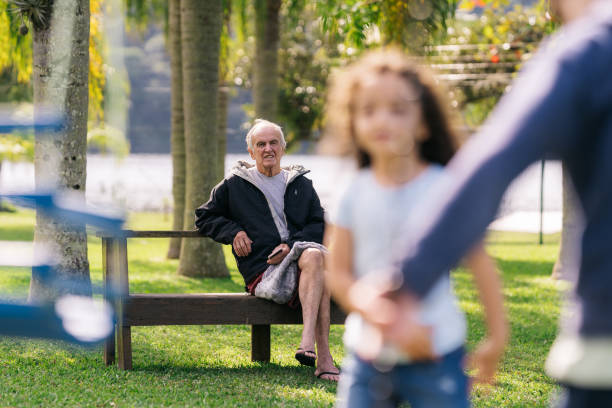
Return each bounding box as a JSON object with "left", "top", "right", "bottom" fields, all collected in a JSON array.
[
  {"left": 464, "top": 243, "right": 509, "bottom": 384},
  {"left": 324, "top": 224, "right": 357, "bottom": 313}
]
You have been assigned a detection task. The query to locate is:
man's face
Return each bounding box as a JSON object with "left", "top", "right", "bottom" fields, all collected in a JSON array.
[{"left": 248, "top": 125, "right": 284, "bottom": 174}]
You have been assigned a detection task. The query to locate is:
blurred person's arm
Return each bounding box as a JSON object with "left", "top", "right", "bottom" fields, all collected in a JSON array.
[
  {"left": 360, "top": 24, "right": 603, "bottom": 358},
  {"left": 324, "top": 224, "right": 357, "bottom": 313},
  {"left": 397, "top": 31, "right": 589, "bottom": 297}
]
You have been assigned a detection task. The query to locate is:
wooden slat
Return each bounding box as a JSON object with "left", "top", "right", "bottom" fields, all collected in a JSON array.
[
  {"left": 117, "top": 326, "right": 132, "bottom": 370},
  {"left": 102, "top": 238, "right": 115, "bottom": 366},
  {"left": 123, "top": 293, "right": 347, "bottom": 326},
  {"left": 96, "top": 230, "right": 203, "bottom": 238}
]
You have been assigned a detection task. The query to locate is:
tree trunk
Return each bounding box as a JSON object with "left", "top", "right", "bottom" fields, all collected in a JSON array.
[
  {"left": 167, "top": 0, "right": 185, "bottom": 259},
  {"left": 177, "top": 0, "right": 228, "bottom": 277},
  {"left": 30, "top": 0, "right": 91, "bottom": 301},
  {"left": 216, "top": 85, "right": 229, "bottom": 181},
  {"left": 552, "top": 164, "right": 584, "bottom": 281},
  {"left": 253, "top": 0, "right": 281, "bottom": 120},
  {"left": 216, "top": 3, "right": 230, "bottom": 182}
]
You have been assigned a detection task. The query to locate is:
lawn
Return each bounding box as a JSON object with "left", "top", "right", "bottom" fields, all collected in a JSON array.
[{"left": 0, "top": 209, "right": 566, "bottom": 407}]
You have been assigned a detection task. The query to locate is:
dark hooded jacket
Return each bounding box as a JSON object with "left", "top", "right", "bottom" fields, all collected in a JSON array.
[{"left": 195, "top": 161, "right": 324, "bottom": 286}]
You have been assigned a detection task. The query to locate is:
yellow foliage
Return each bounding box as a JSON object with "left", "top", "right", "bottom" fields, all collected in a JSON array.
[
  {"left": 0, "top": 0, "right": 106, "bottom": 124},
  {"left": 0, "top": 0, "right": 32, "bottom": 83},
  {"left": 89, "top": 0, "right": 106, "bottom": 124}
]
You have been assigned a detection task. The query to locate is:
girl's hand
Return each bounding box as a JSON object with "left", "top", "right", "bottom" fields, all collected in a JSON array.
[
  {"left": 385, "top": 293, "right": 435, "bottom": 361},
  {"left": 350, "top": 281, "right": 436, "bottom": 361},
  {"left": 466, "top": 337, "right": 505, "bottom": 385}
]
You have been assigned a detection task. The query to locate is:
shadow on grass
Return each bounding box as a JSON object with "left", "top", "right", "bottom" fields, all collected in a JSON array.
[
  {"left": 135, "top": 361, "right": 310, "bottom": 377},
  {"left": 130, "top": 361, "right": 340, "bottom": 394}
]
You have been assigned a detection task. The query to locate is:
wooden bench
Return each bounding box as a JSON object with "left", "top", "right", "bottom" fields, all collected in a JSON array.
[{"left": 98, "top": 230, "right": 346, "bottom": 370}]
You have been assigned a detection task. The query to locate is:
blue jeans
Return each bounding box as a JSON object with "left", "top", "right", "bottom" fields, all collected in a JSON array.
[
  {"left": 336, "top": 347, "right": 468, "bottom": 408},
  {"left": 555, "top": 386, "right": 612, "bottom": 408}
]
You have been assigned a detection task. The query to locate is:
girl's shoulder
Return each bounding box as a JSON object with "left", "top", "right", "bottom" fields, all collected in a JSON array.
[
  {"left": 341, "top": 169, "right": 376, "bottom": 194},
  {"left": 419, "top": 164, "right": 445, "bottom": 185}
]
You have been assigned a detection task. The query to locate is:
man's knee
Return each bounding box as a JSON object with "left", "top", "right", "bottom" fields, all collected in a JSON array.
[{"left": 299, "top": 248, "right": 324, "bottom": 270}]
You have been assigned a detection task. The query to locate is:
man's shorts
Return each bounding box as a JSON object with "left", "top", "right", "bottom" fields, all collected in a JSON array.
[{"left": 246, "top": 269, "right": 302, "bottom": 309}]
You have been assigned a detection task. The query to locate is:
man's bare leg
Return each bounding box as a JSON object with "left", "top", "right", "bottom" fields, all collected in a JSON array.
[
  {"left": 314, "top": 286, "right": 340, "bottom": 381},
  {"left": 297, "top": 249, "right": 325, "bottom": 361},
  {"left": 297, "top": 249, "right": 339, "bottom": 381}
]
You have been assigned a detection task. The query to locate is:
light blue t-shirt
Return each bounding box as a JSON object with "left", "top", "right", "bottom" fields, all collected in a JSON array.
[
  {"left": 332, "top": 165, "right": 466, "bottom": 363},
  {"left": 248, "top": 167, "right": 289, "bottom": 241}
]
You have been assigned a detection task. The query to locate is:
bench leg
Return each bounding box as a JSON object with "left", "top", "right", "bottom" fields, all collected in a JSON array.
[
  {"left": 117, "top": 325, "right": 132, "bottom": 370},
  {"left": 104, "top": 325, "right": 116, "bottom": 366},
  {"left": 251, "top": 324, "right": 270, "bottom": 362}
]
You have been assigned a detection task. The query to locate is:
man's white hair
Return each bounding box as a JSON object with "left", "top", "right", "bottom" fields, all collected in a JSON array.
[{"left": 245, "top": 119, "right": 286, "bottom": 150}]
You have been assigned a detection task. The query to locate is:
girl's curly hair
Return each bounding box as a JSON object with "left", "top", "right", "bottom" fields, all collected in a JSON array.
[{"left": 320, "top": 49, "right": 461, "bottom": 168}]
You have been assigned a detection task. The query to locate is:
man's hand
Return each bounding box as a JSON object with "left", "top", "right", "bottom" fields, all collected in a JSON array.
[
  {"left": 267, "top": 243, "right": 290, "bottom": 264},
  {"left": 233, "top": 231, "right": 253, "bottom": 257},
  {"left": 350, "top": 278, "right": 436, "bottom": 361}
]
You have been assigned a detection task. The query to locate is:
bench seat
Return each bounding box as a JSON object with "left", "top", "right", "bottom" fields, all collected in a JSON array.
[{"left": 98, "top": 230, "right": 346, "bottom": 370}]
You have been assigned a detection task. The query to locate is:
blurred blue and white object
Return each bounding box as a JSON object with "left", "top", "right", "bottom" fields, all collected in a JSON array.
[
  {"left": 55, "top": 295, "right": 114, "bottom": 344},
  {"left": 0, "top": 191, "right": 125, "bottom": 233},
  {"left": 0, "top": 297, "right": 114, "bottom": 345},
  {"left": 0, "top": 104, "right": 63, "bottom": 133}
]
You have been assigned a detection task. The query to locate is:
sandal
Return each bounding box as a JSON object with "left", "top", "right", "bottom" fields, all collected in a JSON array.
[
  {"left": 295, "top": 348, "right": 316, "bottom": 367},
  {"left": 316, "top": 370, "right": 341, "bottom": 381}
]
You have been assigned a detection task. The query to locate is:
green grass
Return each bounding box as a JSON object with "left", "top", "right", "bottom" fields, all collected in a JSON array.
[{"left": 0, "top": 210, "right": 565, "bottom": 406}]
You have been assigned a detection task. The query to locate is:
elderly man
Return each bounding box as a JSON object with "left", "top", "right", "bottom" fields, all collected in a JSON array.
[{"left": 195, "top": 119, "right": 339, "bottom": 381}]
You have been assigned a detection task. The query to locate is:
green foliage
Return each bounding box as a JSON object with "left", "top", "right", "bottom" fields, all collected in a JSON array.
[
  {"left": 454, "top": 0, "right": 552, "bottom": 45},
  {"left": 462, "top": 95, "right": 499, "bottom": 128},
  {"left": 318, "top": 0, "right": 458, "bottom": 51},
  {"left": 440, "top": 0, "right": 556, "bottom": 127},
  {"left": 0, "top": 0, "right": 129, "bottom": 138},
  {"left": 87, "top": 125, "right": 130, "bottom": 157},
  {"left": 0, "top": 69, "right": 31, "bottom": 102},
  {"left": 8, "top": 0, "right": 53, "bottom": 31},
  {"left": 123, "top": 0, "right": 168, "bottom": 35},
  {"left": 277, "top": 5, "right": 333, "bottom": 148},
  {"left": 0, "top": 133, "right": 34, "bottom": 162},
  {"left": 318, "top": 1, "right": 379, "bottom": 49},
  {"left": 0, "top": 210, "right": 563, "bottom": 406}
]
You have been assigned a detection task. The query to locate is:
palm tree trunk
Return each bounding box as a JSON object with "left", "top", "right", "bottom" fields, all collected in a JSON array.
[
  {"left": 177, "top": 0, "right": 228, "bottom": 277},
  {"left": 167, "top": 0, "right": 185, "bottom": 259},
  {"left": 552, "top": 164, "right": 584, "bottom": 281},
  {"left": 30, "top": 0, "right": 91, "bottom": 301},
  {"left": 216, "top": 85, "right": 229, "bottom": 181},
  {"left": 253, "top": 0, "right": 281, "bottom": 120}
]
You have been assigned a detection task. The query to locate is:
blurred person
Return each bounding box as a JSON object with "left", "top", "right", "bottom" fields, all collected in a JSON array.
[
  {"left": 195, "top": 119, "right": 339, "bottom": 381},
  {"left": 352, "top": 1, "right": 612, "bottom": 407},
  {"left": 322, "top": 50, "right": 508, "bottom": 407}
]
